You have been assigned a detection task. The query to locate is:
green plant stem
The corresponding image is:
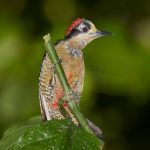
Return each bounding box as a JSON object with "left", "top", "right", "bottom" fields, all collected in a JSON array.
[{"left": 43, "top": 33, "right": 92, "bottom": 134}]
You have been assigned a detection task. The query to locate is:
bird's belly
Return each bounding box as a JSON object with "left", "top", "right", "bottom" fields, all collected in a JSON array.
[
  {"left": 39, "top": 52, "right": 84, "bottom": 120},
  {"left": 50, "top": 57, "right": 84, "bottom": 107}
]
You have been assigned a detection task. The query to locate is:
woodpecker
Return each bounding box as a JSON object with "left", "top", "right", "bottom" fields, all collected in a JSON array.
[{"left": 39, "top": 18, "right": 111, "bottom": 123}]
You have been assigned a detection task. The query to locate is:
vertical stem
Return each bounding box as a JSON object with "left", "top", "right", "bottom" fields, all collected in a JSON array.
[
  {"left": 43, "top": 34, "right": 71, "bottom": 94},
  {"left": 43, "top": 34, "right": 92, "bottom": 134}
]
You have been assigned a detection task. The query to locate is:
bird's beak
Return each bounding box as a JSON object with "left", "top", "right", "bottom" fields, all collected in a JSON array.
[{"left": 91, "top": 30, "right": 112, "bottom": 38}]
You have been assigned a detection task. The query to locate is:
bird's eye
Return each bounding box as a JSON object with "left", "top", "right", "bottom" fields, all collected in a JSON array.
[{"left": 83, "top": 27, "right": 88, "bottom": 32}]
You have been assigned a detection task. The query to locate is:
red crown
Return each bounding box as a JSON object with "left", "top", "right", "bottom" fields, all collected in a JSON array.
[{"left": 65, "top": 18, "right": 82, "bottom": 36}]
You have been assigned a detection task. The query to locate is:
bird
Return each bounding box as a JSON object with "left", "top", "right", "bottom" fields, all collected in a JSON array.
[{"left": 39, "top": 18, "right": 111, "bottom": 127}]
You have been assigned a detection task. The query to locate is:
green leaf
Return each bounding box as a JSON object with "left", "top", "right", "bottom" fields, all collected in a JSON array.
[{"left": 0, "top": 116, "right": 104, "bottom": 150}]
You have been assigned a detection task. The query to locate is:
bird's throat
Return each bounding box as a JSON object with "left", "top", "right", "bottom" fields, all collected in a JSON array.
[{"left": 70, "top": 48, "right": 82, "bottom": 58}]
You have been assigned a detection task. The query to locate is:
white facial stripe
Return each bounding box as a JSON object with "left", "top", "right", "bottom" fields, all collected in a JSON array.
[{"left": 78, "top": 23, "right": 86, "bottom": 31}]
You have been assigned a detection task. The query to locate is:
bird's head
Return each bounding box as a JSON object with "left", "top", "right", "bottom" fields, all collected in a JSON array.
[{"left": 63, "top": 18, "right": 112, "bottom": 49}]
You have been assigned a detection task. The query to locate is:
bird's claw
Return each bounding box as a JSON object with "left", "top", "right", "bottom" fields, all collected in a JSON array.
[
  {"left": 65, "top": 92, "right": 79, "bottom": 102},
  {"left": 51, "top": 57, "right": 63, "bottom": 71},
  {"left": 54, "top": 57, "right": 63, "bottom": 66}
]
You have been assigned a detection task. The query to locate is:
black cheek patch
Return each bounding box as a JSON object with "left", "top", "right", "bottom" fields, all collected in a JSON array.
[
  {"left": 83, "top": 22, "right": 91, "bottom": 30},
  {"left": 64, "top": 28, "right": 81, "bottom": 40}
]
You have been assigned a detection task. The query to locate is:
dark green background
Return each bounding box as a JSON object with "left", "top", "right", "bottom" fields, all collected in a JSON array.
[{"left": 0, "top": 0, "right": 150, "bottom": 150}]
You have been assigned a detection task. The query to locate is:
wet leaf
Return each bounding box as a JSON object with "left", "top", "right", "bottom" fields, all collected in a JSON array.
[{"left": 0, "top": 116, "right": 104, "bottom": 150}]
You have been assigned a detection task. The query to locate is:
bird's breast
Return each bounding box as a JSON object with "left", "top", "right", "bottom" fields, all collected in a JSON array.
[{"left": 56, "top": 45, "right": 84, "bottom": 89}]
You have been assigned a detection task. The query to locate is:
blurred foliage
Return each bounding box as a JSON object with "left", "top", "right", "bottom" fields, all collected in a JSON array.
[{"left": 0, "top": 0, "right": 150, "bottom": 150}]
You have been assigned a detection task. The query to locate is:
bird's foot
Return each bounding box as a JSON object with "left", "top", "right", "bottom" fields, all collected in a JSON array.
[
  {"left": 51, "top": 57, "right": 63, "bottom": 71},
  {"left": 54, "top": 57, "right": 63, "bottom": 65}
]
